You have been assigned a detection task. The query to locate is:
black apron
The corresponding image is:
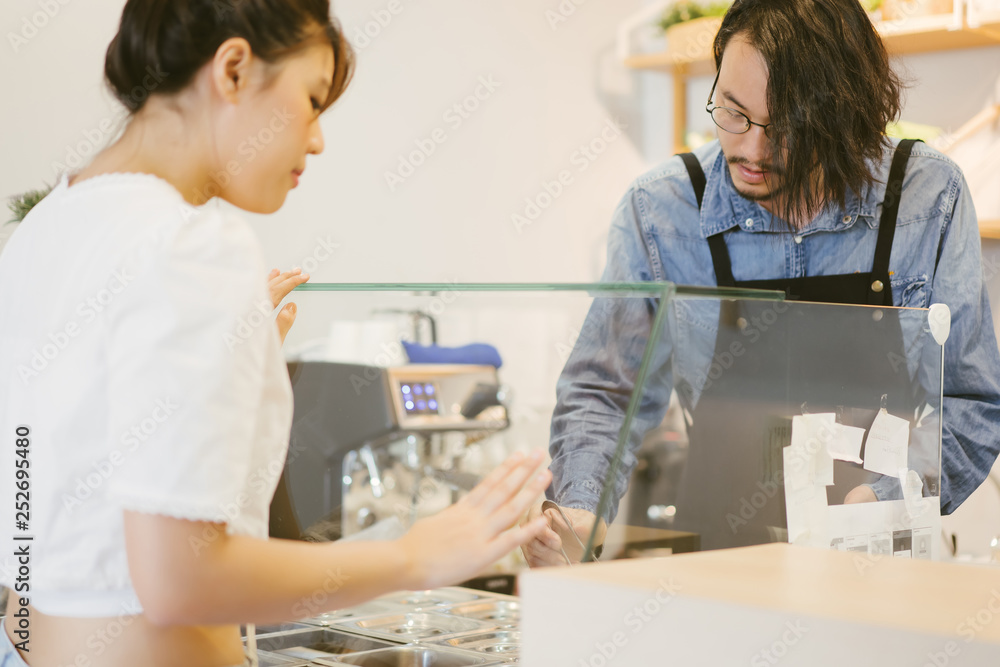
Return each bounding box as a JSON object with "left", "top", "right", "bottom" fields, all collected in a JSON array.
[{"left": 670, "top": 140, "right": 922, "bottom": 550}]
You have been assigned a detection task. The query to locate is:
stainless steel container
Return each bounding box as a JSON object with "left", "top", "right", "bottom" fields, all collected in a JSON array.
[
  {"left": 255, "top": 627, "right": 396, "bottom": 661},
  {"left": 439, "top": 599, "right": 520, "bottom": 628},
  {"left": 256, "top": 652, "right": 311, "bottom": 666},
  {"left": 301, "top": 600, "right": 410, "bottom": 626},
  {"left": 374, "top": 588, "right": 483, "bottom": 610},
  {"left": 433, "top": 630, "right": 521, "bottom": 663},
  {"left": 313, "top": 645, "right": 503, "bottom": 666},
  {"left": 242, "top": 622, "right": 316, "bottom": 639},
  {"left": 332, "top": 611, "right": 496, "bottom": 643}
]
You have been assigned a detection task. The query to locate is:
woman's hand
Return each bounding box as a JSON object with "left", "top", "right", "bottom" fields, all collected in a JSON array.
[
  {"left": 396, "top": 451, "right": 552, "bottom": 590},
  {"left": 268, "top": 267, "right": 310, "bottom": 345}
]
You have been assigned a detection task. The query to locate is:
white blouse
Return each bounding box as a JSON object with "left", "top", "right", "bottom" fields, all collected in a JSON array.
[{"left": 0, "top": 172, "right": 293, "bottom": 617}]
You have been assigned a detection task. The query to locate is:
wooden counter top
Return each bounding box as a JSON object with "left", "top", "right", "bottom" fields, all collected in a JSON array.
[{"left": 531, "top": 543, "right": 1000, "bottom": 644}]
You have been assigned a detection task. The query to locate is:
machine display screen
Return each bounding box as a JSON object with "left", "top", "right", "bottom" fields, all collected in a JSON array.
[{"left": 400, "top": 382, "right": 440, "bottom": 415}]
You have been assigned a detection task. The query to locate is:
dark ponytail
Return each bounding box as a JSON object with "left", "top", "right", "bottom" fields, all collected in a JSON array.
[{"left": 104, "top": 0, "right": 354, "bottom": 113}]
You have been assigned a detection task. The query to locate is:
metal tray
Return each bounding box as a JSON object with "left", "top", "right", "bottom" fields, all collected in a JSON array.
[
  {"left": 254, "top": 627, "right": 396, "bottom": 660},
  {"left": 433, "top": 630, "right": 520, "bottom": 662},
  {"left": 301, "top": 600, "right": 410, "bottom": 626},
  {"left": 439, "top": 600, "right": 520, "bottom": 628},
  {"left": 375, "top": 588, "right": 482, "bottom": 610},
  {"left": 242, "top": 622, "right": 316, "bottom": 639},
  {"left": 332, "top": 611, "right": 496, "bottom": 643},
  {"left": 313, "top": 645, "right": 502, "bottom": 666},
  {"left": 256, "top": 652, "right": 311, "bottom": 667}
]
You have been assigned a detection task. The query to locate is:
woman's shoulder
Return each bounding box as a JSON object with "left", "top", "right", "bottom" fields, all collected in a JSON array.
[
  {"left": 52, "top": 171, "right": 264, "bottom": 270},
  {"left": 57, "top": 171, "right": 253, "bottom": 232},
  {"left": 12, "top": 170, "right": 266, "bottom": 304},
  {"left": 43, "top": 170, "right": 199, "bottom": 239}
]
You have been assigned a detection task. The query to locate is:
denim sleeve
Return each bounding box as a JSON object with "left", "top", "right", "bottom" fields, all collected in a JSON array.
[
  {"left": 867, "top": 172, "right": 1000, "bottom": 510},
  {"left": 547, "top": 187, "right": 675, "bottom": 524},
  {"left": 927, "top": 171, "right": 1000, "bottom": 514}
]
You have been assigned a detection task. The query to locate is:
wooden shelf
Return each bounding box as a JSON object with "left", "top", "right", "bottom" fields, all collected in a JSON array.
[
  {"left": 626, "top": 15, "right": 1000, "bottom": 74},
  {"left": 623, "top": 51, "right": 715, "bottom": 77},
  {"left": 879, "top": 14, "right": 1000, "bottom": 54},
  {"left": 626, "top": 14, "right": 1000, "bottom": 154},
  {"left": 981, "top": 220, "right": 1000, "bottom": 240}
]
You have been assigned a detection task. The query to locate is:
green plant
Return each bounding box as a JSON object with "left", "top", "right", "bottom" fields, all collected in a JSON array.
[
  {"left": 659, "top": 1, "right": 732, "bottom": 32},
  {"left": 5, "top": 185, "right": 52, "bottom": 226}
]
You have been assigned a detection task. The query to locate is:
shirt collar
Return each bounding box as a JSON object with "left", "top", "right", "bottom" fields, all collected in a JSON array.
[{"left": 698, "top": 143, "right": 881, "bottom": 238}]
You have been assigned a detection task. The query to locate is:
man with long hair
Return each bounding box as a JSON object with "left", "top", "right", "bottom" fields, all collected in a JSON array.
[{"left": 525, "top": 0, "right": 1000, "bottom": 565}]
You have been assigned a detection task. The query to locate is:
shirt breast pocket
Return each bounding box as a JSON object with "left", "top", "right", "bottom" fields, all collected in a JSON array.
[{"left": 891, "top": 274, "right": 930, "bottom": 308}]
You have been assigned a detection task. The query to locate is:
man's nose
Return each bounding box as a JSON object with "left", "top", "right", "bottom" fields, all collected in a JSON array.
[{"left": 739, "top": 125, "right": 771, "bottom": 166}]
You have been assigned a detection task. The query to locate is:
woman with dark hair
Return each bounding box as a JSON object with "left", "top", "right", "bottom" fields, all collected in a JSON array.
[{"left": 0, "top": 1, "right": 551, "bottom": 664}]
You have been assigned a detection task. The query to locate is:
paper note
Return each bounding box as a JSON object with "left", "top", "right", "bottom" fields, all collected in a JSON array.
[
  {"left": 783, "top": 444, "right": 810, "bottom": 492},
  {"left": 863, "top": 410, "right": 910, "bottom": 478},
  {"left": 827, "top": 498, "right": 942, "bottom": 561},
  {"left": 828, "top": 424, "right": 865, "bottom": 464},
  {"left": 787, "top": 413, "right": 836, "bottom": 487},
  {"left": 900, "top": 468, "right": 931, "bottom": 519},
  {"left": 785, "top": 483, "right": 829, "bottom": 547}
]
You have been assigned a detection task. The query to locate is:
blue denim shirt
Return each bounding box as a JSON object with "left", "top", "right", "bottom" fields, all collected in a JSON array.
[{"left": 548, "top": 138, "right": 1000, "bottom": 522}]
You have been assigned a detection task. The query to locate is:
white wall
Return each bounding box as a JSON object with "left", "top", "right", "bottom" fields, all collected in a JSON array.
[
  {"left": 0, "top": 0, "right": 652, "bottom": 282},
  {"left": 5, "top": 3, "right": 997, "bottom": 286}
]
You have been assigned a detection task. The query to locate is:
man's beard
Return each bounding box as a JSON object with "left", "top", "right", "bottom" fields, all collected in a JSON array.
[
  {"left": 733, "top": 182, "right": 775, "bottom": 202},
  {"left": 726, "top": 154, "right": 786, "bottom": 203}
]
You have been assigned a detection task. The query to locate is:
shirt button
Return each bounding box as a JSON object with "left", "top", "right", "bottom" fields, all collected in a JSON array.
[
  {"left": 745, "top": 218, "right": 754, "bottom": 228},
  {"left": 842, "top": 215, "right": 852, "bottom": 225},
  {"left": 794, "top": 236, "right": 803, "bottom": 244}
]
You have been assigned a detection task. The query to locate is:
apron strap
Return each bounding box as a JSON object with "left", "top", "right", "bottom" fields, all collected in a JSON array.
[
  {"left": 679, "top": 152, "right": 706, "bottom": 210},
  {"left": 679, "top": 153, "right": 737, "bottom": 287},
  {"left": 868, "top": 138, "right": 921, "bottom": 305},
  {"left": 707, "top": 234, "right": 737, "bottom": 288}
]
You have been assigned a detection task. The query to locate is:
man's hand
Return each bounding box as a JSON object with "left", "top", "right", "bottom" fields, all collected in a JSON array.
[
  {"left": 268, "top": 267, "right": 310, "bottom": 345},
  {"left": 520, "top": 503, "right": 606, "bottom": 567},
  {"left": 844, "top": 484, "right": 877, "bottom": 504}
]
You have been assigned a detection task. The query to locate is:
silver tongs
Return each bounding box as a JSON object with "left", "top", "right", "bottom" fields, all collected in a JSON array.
[{"left": 542, "top": 500, "right": 589, "bottom": 566}]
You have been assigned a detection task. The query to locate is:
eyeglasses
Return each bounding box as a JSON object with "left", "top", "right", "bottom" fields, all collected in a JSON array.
[{"left": 705, "top": 71, "right": 773, "bottom": 138}]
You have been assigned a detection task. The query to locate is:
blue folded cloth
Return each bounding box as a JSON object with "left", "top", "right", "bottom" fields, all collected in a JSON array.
[{"left": 401, "top": 341, "right": 503, "bottom": 368}]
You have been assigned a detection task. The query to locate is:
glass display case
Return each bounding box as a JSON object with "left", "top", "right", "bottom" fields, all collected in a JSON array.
[
  {"left": 272, "top": 282, "right": 679, "bottom": 550},
  {"left": 272, "top": 283, "right": 945, "bottom": 568},
  {"left": 593, "top": 290, "right": 947, "bottom": 563}
]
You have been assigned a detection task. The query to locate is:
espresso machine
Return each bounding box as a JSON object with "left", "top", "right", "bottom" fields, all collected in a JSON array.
[{"left": 270, "top": 361, "right": 509, "bottom": 542}]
